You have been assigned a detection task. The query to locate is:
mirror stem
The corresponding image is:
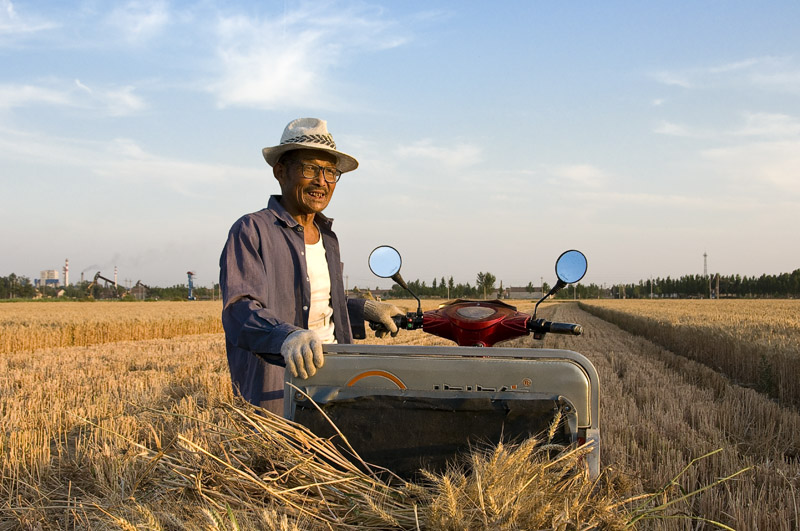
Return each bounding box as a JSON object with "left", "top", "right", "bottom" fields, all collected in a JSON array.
[
  {"left": 532, "top": 279, "right": 566, "bottom": 319},
  {"left": 392, "top": 272, "right": 422, "bottom": 315}
]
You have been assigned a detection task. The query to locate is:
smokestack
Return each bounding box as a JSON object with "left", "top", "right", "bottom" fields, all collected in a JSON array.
[
  {"left": 64, "top": 259, "right": 69, "bottom": 287},
  {"left": 114, "top": 266, "right": 118, "bottom": 288},
  {"left": 81, "top": 271, "right": 84, "bottom": 283}
]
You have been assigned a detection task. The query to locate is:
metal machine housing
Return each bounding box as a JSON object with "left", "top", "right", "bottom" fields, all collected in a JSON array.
[{"left": 285, "top": 344, "right": 600, "bottom": 478}]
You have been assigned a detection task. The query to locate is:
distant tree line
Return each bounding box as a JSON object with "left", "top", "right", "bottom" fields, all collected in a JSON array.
[
  {"left": 554, "top": 270, "right": 800, "bottom": 299},
  {"left": 377, "top": 271, "right": 503, "bottom": 300},
  {"left": 4, "top": 269, "right": 800, "bottom": 301},
  {"left": 379, "top": 269, "right": 800, "bottom": 300},
  {"left": 0, "top": 274, "right": 37, "bottom": 299},
  {"left": 141, "top": 285, "right": 220, "bottom": 301},
  {"left": 0, "top": 273, "right": 221, "bottom": 301}
]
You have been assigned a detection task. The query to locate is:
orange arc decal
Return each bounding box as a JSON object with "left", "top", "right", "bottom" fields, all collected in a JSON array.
[{"left": 346, "top": 370, "right": 407, "bottom": 389}]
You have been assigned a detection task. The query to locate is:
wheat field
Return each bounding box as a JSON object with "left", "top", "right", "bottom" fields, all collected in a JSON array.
[
  {"left": 578, "top": 299, "right": 800, "bottom": 407},
  {"left": 0, "top": 301, "right": 223, "bottom": 354},
  {"left": 1, "top": 300, "right": 798, "bottom": 529}
]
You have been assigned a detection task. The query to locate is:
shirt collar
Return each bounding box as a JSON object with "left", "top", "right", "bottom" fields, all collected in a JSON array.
[{"left": 267, "top": 195, "right": 334, "bottom": 230}]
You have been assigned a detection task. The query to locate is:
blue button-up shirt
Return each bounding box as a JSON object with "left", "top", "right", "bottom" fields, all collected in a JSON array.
[{"left": 220, "top": 195, "right": 365, "bottom": 414}]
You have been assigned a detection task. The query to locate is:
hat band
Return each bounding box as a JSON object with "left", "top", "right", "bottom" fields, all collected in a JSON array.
[{"left": 281, "top": 134, "right": 336, "bottom": 149}]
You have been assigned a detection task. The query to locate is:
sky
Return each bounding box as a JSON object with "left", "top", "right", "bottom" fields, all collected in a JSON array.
[{"left": 2, "top": 1, "right": 800, "bottom": 291}]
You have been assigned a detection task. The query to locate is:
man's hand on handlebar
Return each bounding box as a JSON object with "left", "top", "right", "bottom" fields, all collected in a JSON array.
[
  {"left": 281, "top": 329, "right": 324, "bottom": 379},
  {"left": 364, "top": 300, "right": 405, "bottom": 338}
]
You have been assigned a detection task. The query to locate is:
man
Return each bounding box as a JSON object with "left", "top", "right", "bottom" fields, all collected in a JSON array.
[{"left": 220, "top": 117, "right": 403, "bottom": 415}]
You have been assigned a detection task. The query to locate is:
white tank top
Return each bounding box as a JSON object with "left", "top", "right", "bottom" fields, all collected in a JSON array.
[{"left": 305, "top": 237, "right": 336, "bottom": 343}]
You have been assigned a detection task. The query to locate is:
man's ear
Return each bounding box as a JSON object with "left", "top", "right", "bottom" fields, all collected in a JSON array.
[{"left": 273, "top": 162, "right": 286, "bottom": 187}]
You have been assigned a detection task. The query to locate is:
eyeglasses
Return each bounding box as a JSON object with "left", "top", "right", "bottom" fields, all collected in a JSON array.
[{"left": 295, "top": 162, "right": 342, "bottom": 183}]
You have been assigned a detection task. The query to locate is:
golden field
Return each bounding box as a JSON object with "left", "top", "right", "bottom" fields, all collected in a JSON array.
[
  {"left": 0, "top": 301, "right": 222, "bottom": 354},
  {"left": 578, "top": 299, "right": 800, "bottom": 407},
  {"left": 1, "top": 300, "right": 798, "bottom": 529}
]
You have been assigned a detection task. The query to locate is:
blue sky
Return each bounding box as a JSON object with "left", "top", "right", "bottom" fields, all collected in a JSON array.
[{"left": 2, "top": 1, "right": 799, "bottom": 291}]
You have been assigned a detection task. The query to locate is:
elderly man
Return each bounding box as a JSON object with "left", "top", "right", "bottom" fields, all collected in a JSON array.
[{"left": 220, "top": 117, "right": 403, "bottom": 415}]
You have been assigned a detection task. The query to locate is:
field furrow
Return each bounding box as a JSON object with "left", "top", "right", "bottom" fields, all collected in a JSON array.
[
  {"left": 548, "top": 302, "right": 799, "bottom": 530},
  {"left": 579, "top": 300, "right": 800, "bottom": 407}
]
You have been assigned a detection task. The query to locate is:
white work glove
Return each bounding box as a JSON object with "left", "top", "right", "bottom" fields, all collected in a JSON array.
[
  {"left": 364, "top": 300, "right": 405, "bottom": 338},
  {"left": 280, "top": 329, "right": 324, "bottom": 379}
]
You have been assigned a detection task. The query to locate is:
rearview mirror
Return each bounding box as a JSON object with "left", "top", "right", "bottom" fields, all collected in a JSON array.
[
  {"left": 555, "top": 250, "right": 588, "bottom": 284},
  {"left": 368, "top": 245, "right": 402, "bottom": 278},
  {"left": 368, "top": 245, "right": 421, "bottom": 315},
  {"left": 534, "top": 249, "right": 588, "bottom": 319}
]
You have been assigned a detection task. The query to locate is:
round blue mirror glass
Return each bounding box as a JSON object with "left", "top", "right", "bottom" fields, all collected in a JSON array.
[
  {"left": 555, "top": 250, "right": 588, "bottom": 284},
  {"left": 369, "top": 245, "right": 402, "bottom": 278}
]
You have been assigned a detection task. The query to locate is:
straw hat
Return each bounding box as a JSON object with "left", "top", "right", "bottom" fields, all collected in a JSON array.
[{"left": 262, "top": 118, "right": 359, "bottom": 173}]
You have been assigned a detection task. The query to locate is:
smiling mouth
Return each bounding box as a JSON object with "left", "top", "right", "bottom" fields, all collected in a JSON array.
[{"left": 306, "top": 190, "right": 326, "bottom": 200}]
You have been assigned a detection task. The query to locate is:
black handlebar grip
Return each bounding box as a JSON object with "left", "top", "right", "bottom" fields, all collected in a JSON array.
[
  {"left": 368, "top": 314, "right": 409, "bottom": 333},
  {"left": 529, "top": 318, "right": 583, "bottom": 336},
  {"left": 546, "top": 321, "right": 584, "bottom": 335}
]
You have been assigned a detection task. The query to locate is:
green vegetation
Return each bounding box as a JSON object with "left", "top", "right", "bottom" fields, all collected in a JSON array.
[
  {"left": 556, "top": 270, "right": 800, "bottom": 299},
  {"left": 5, "top": 267, "right": 800, "bottom": 302},
  {"left": 0, "top": 273, "right": 36, "bottom": 299},
  {"left": 384, "top": 271, "right": 499, "bottom": 299},
  {"left": 0, "top": 273, "right": 220, "bottom": 301}
]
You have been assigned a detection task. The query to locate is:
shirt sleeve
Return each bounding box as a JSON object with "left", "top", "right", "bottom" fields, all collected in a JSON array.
[
  {"left": 347, "top": 297, "right": 367, "bottom": 339},
  {"left": 220, "top": 216, "right": 300, "bottom": 359}
]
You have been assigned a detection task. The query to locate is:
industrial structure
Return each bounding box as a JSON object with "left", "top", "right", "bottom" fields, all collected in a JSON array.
[
  {"left": 501, "top": 286, "right": 545, "bottom": 299},
  {"left": 187, "top": 271, "right": 196, "bottom": 300},
  {"left": 86, "top": 271, "right": 120, "bottom": 299},
  {"left": 35, "top": 270, "right": 60, "bottom": 288},
  {"left": 130, "top": 280, "right": 150, "bottom": 300},
  {"left": 29, "top": 261, "right": 206, "bottom": 300}
]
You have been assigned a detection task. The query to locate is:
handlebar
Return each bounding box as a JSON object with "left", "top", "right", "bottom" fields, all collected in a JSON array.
[
  {"left": 528, "top": 318, "right": 583, "bottom": 336},
  {"left": 368, "top": 312, "right": 420, "bottom": 334},
  {"left": 368, "top": 313, "right": 582, "bottom": 338}
]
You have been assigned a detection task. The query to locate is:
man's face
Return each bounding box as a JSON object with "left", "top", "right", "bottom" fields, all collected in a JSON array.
[{"left": 274, "top": 149, "right": 338, "bottom": 217}]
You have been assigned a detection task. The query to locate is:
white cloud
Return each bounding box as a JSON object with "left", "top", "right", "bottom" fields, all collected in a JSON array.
[
  {"left": 651, "top": 56, "right": 794, "bottom": 91},
  {"left": 74, "top": 79, "right": 92, "bottom": 94},
  {"left": 750, "top": 70, "right": 800, "bottom": 91},
  {"left": 208, "top": 3, "right": 407, "bottom": 110},
  {"left": 650, "top": 112, "right": 800, "bottom": 197},
  {"left": 654, "top": 112, "right": 800, "bottom": 140},
  {"left": 732, "top": 112, "right": 800, "bottom": 138},
  {"left": 393, "top": 139, "right": 483, "bottom": 169},
  {"left": 0, "top": 0, "right": 57, "bottom": 35},
  {"left": 653, "top": 121, "right": 710, "bottom": 138},
  {"left": 651, "top": 71, "right": 692, "bottom": 88},
  {"left": 707, "top": 58, "right": 764, "bottom": 74},
  {"left": 548, "top": 164, "right": 608, "bottom": 189},
  {"left": 73, "top": 78, "right": 146, "bottom": 115},
  {"left": 702, "top": 140, "right": 800, "bottom": 197},
  {"left": 102, "top": 85, "right": 146, "bottom": 116},
  {"left": 0, "top": 80, "right": 145, "bottom": 115},
  {"left": 0, "top": 126, "right": 263, "bottom": 196},
  {"left": 0, "top": 84, "right": 72, "bottom": 108},
  {"left": 93, "top": 138, "right": 262, "bottom": 195},
  {"left": 594, "top": 190, "right": 712, "bottom": 209},
  {"left": 105, "top": 0, "right": 169, "bottom": 44}
]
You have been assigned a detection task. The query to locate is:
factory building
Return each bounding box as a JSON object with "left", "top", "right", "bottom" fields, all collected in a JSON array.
[{"left": 35, "top": 270, "right": 60, "bottom": 288}]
